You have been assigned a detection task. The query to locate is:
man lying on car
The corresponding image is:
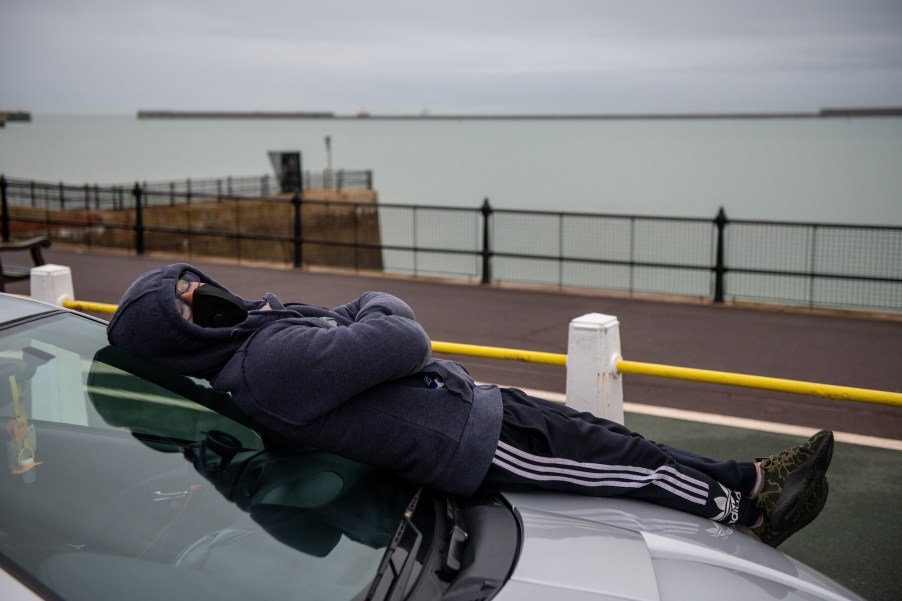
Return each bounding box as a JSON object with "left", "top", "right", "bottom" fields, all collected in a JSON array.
[{"left": 108, "top": 263, "right": 834, "bottom": 548}]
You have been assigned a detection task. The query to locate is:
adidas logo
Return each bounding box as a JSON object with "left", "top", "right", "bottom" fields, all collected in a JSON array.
[
  {"left": 705, "top": 523, "right": 736, "bottom": 538},
  {"left": 713, "top": 484, "right": 742, "bottom": 524}
]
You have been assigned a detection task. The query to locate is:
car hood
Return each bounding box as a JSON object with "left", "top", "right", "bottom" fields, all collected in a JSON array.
[{"left": 495, "top": 492, "right": 864, "bottom": 601}]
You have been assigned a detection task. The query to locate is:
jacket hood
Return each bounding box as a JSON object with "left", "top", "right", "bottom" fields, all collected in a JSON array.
[{"left": 107, "top": 263, "right": 290, "bottom": 378}]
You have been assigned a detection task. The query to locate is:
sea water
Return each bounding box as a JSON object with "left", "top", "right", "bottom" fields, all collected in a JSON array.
[{"left": 1, "top": 114, "right": 900, "bottom": 226}]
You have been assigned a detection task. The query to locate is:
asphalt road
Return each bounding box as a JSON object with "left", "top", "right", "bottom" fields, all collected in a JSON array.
[{"left": 26, "top": 249, "right": 902, "bottom": 440}]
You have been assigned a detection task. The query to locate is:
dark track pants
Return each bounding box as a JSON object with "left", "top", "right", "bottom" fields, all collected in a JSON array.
[{"left": 479, "top": 388, "right": 759, "bottom": 526}]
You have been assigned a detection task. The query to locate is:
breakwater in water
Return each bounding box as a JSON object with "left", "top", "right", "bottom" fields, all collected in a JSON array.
[
  {"left": 137, "top": 107, "right": 902, "bottom": 120},
  {"left": 0, "top": 111, "right": 32, "bottom": 126}
]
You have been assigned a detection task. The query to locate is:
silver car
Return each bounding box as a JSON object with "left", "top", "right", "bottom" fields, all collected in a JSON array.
[{"left": 0, "top": 294, "right": 863, "bottom": 601}]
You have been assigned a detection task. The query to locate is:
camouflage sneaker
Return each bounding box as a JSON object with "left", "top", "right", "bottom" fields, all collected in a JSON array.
[
  {"left": 746, "top": 477, "right": 829, "bottom": 547},
  {"left": 754, "top": 429, "right": 834, "bottom": 529}
]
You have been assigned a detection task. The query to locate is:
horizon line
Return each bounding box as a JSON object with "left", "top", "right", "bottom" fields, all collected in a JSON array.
[{"left": 135, "top": 106, "right": 902, "bottom": 121}]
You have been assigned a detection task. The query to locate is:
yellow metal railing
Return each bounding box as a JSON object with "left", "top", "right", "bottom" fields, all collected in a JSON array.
[
  {"left": 63, "top": 300, "right": 119, "bottom": 315},
  {"left": 614, "top": 360, "right": 902, "bottom": 408},
  {"left": 67, "top": 299, "right": 902, "bottom": 408},
  {"left": 430, "top": 341, "right": 902, "bottom": 408},
  {"left": 430, "top": 341, "right": 567, "bottom": 367}
]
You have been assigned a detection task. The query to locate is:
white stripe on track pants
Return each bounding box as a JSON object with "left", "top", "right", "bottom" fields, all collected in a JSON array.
[{"left": 478, "top": 388, "right": 758, "bottom": 526}]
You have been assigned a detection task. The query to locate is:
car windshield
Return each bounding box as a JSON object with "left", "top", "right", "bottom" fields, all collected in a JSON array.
[{"left": 0, "top": 312, "right": 429, "bottom": 601}]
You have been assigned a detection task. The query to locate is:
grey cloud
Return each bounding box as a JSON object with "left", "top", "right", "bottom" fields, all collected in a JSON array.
[{"left": 1, "top": 0, "right": 900, "bottom": 114}]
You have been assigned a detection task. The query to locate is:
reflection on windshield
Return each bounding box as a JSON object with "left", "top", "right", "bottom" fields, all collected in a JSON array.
[
  {"left": 0, "top": 314, "right": 428, "bottom": 601},
  {"left": 183, "top": 430, "right": 411, "bottom": 558}
]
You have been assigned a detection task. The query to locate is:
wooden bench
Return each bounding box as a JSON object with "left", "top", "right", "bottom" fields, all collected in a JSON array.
[{"left": 0, "top": 236, "right": 51, "bottom": 293}]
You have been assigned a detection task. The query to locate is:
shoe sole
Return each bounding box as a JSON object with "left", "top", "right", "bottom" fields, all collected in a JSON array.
[
  {"left": 767, "top": 479, "right": 829, "bottom": 548},
  {"left": 770, "top": 430, "right": 834, "bottom": 529}
]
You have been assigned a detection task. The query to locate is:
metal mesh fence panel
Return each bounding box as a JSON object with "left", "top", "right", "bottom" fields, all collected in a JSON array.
[
  {"left": 378, "top": 205, "right": 417, "bottom": 273},
  {"left": 561, "top": 213, "right": 632, "bottom": 291},
  {"left": 631, "top": 219, "right": 712, "bottom": 297},
  {"left": 491, "top": 211, "right": 563, "bottom": 287},
  {"left": 813, "top": 278, "right": 902, "bottom": 312},
  {"left": 815, "top": 226, "right": 902, "bottom": 279},
  {"left": 726, "top": 272, "right": 813, "bottom": 306},
  {"left": 728, "top": 223, "right": 812, "bottom": 273},
  {"left": 378, "top": 205, "right": 480, "bottom": 279},
  {"left": 632, "top": 266, "right": 713, "bottom": 298},
  {"left": 561, "top": 263, "right": 633, "bottom": 292},
  {"left": 494, "top": 255, "right": 562, "bottom": 286},
  {"left": 725, "top": 221, "right": 902, "bottom": 311},
  {"left": 494, "top": 211, "right": 562, "bottom": 258},
  {"left": 632, "top": 219, "right": 712, "bottom": 267},
  {"left": 490, "top": 211, "right": 712, "bottom": 295},
  {"left": 561, "top": 214, "right": 632, "bottom": 263}
]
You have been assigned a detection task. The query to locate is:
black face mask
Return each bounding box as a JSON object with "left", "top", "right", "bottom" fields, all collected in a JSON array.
[{"left": 192, "top": 285, "right": 248, "bottom": 327}]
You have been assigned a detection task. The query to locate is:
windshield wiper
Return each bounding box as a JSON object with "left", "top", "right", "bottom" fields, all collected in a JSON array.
[{"left": 364, "top": 487, "right": 424, "bottom": 601}]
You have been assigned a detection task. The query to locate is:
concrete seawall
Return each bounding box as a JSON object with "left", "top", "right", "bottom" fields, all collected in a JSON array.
[{"left": 8, "top": 188, "right": 383, "bottom": 270}]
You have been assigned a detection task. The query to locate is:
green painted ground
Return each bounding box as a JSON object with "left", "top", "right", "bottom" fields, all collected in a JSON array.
[{"left": 625, "top": 412, "right": 900, "bottom": 601}]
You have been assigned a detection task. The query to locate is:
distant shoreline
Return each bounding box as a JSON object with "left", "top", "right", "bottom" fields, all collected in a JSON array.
[{"left": 136, "top": 107, "right": 902, "bottom": 121}]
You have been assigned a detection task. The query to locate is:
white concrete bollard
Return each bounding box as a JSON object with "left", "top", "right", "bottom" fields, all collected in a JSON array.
[
  {"left": 565, "top": 313, "right": 624, "bottom": 423},
  {"left": 30, "top": 265, "right": 75, "bottom": 307}
]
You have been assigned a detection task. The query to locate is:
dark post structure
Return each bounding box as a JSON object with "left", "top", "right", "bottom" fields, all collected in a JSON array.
[
  {"left": 480, "top": 197, "right": 493, "bottom": 285},
  {"left": 133, "top": 182, "right": 145, "bottom": 255},
  {"left": 292, "top": 190, "right": 303, "bottom": 268},
  {"left": 0, "top": 176, "right": 9, "bottom": 243},
  {"left": 713, "top": 207, "right": 728, "bottom": 303}
]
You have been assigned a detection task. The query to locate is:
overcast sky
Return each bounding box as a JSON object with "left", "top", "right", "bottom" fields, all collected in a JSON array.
[{"left": 2, "top": 0, "right": 901, "bottom": 116}]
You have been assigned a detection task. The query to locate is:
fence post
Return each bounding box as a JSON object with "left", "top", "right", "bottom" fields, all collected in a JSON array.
[
  {"left": 480, "top": 198, "right": 493, "bottom": 284},
  {"left": 30, "top": 264, "right": 74, "bottom": 306},
  {"left": 292, "top": 190, "right": 303, "bottom": 268},
  {"left": 0, "top": 176, "right": 9, "bottom": 243},
  {"left": 565, "top": 313, "right": 624, "bottom": 423},
  {"left": 133, "top": 182, "right": 145, "bottom": 255},
  {"left": 807, "top": 224, "right": 820, "bottom": 309},
  {"left": 713, "top": 207, "right": 728, "bottom": 303}
]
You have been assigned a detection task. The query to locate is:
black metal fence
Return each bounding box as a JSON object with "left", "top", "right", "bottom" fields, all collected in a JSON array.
[
  {"left": 139, "top": 171, "right": 373, "bottom": 200},
  {"left": 0, "top": 172, "right": 374, "bottom": 211},
  {"left": 2, "top": 175, "right": 900, "bottom": 314}
]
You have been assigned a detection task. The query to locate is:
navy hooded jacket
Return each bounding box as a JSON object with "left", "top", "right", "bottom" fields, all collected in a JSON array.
[{"left": 107, "top": 263, "right": 504, "bottom": 497}]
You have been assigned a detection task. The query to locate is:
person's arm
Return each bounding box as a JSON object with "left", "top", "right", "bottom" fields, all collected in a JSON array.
[
  {"left": 332, "top": 292, "right": 418, "bottom": 322},
  {"left": 237, "top": 310, "right": 432, "bottom": 424}
]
